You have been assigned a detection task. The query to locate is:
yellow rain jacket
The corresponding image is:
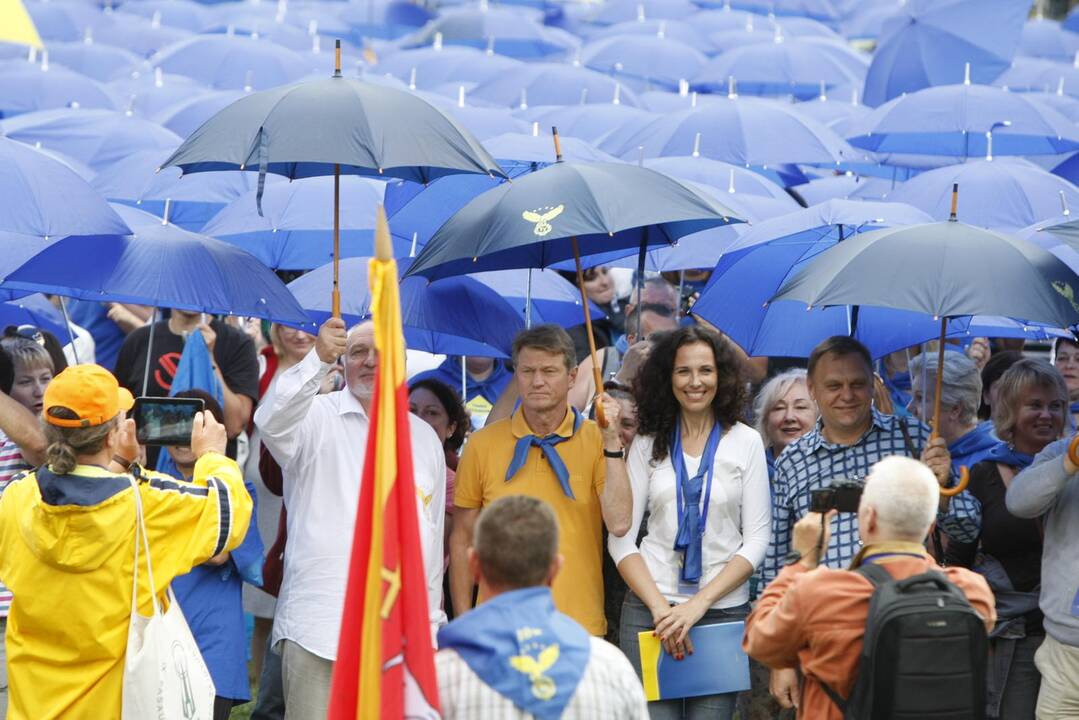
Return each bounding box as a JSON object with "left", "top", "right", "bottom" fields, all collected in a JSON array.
[{"left": 0, "top": 453, "right": 252, "bottom": 720}]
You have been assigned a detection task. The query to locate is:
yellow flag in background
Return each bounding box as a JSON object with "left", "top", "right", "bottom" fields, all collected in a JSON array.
[{"left": 0, "top": 0, "right": 43, "bottom": 48}]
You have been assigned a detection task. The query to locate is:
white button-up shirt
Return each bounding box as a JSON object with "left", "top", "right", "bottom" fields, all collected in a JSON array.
[
  {"left": 255, "top": 349, "right": 447, "bottom": 660},
  {"left": 608, "top": 422, "right": 771, "bottom": 608}
]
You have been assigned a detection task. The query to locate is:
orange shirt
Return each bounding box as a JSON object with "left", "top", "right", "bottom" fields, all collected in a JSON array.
[
  {"left": 743, "top": 542, "right": 996, "bottom": 720},
  {"left": 455, "top": 407, "right": 607, "bottom": 635}
]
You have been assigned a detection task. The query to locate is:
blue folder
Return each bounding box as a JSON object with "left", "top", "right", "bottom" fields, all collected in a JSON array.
[{"left": 638, "top": 620, "right": 751, "bottom": 701}]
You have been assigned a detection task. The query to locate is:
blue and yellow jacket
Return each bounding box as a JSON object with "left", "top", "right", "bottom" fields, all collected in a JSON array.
[{"left": 0, "top": 453, "right": 251, "bottom": 720}]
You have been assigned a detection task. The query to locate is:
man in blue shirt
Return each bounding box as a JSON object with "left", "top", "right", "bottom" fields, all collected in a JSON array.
[{"left": 411, "top": 356, "right": 511, "bottom": 429}]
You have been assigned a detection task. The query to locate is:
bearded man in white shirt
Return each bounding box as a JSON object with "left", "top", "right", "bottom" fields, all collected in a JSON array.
[{"left": 255, "top": 317, "right": 447, "bottom": 719}]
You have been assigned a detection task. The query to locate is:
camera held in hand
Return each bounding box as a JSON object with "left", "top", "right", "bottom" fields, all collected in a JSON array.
[{"left": 810, "top": 480, "right": 864, "bottom": 513}]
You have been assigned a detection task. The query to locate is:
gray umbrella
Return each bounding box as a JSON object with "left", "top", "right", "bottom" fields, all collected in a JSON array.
[{"left": 159, "top": 42, "right": 503, "bottom": 315}]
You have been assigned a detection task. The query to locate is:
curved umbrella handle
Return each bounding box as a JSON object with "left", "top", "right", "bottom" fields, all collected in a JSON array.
[
  {"left": 939, "top": 465, "right": 969, "bottom": 497},
  {"left": 1068, "top": 435, "right": 1079, "bottom": 469}
]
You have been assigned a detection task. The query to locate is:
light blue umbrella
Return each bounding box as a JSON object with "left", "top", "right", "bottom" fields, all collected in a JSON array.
[
  {"left": 993, "top": 57, "right": 1079, "bottom": 96},
  {"left": 588, "top": 0, "right": 698, "bottom": 25},
  {"left": 688, "top": 8, "right": 769, "bottom": 34},
  {"left": 0, "top": 108, "right": 181, "bottom": 172},
  {"left": 373, "top": 46, "right": 521, "bottom": 90},
  {"left": 147, "top": 34, "right": 309, "bottom": 90},
  {"left": 887, "top": 159, "right": 1079, "bottom": 232},
  {"left": 0, "top": 294, "right": 69, "bottom": 339},
  {"left": 202, "top": 19, "right": 317, "bottom": 51},
  {"left": 580, "top": 35, "right": 709, "bottom": 92},
  {"left": 201, "top": 176, "right": 415, "bottom": 270},
  {"left": 485, "top": 132, "right": 621, "bottom": 176},
  {"left": 25, "top": 2, "right": 100, "bottom": 42},
  {"left": 384, "top": 174, "right": 506, "bottom": 246},
  {"left": 517, "top": 103, "right": 657, "bottom": 145},
  {"left": 643, "top": 155, "right": 796, "bottom": 202},
  {"left": 792, "top": 174, "right": 900, "bottom": 204},
  {"left": 106, "top": 71, "right": 212, "bottom": 119},
  {"left": 335, "top": 0, "right": 435, "bottom": 41},
  {"left": 468, "top": 63, "right": 641, "bottom": 108},
  {"left": 862, "top": 0, "right": 1027, "bottom": 107},
  {"left": 692, "top": 37, "right": 867, "bottom": 98},
  {"left": 437, "top": 103, "right": 531, "bottom": 141},
  {"left": 0, "top": 204, "right": 312, "bottom": 326},
  {"left": 1018, "top": 18, "right": 1079, "bottom": 64},
  {"left": 730, "top": 0, "right": 840, "bottom": 22},
  {"left": 116, "top": 0, "right": 211, "bottom": 32},
  {"left": 152, "top": 89, "right": 246, "bottom": 138},
  {"left": 585, "top": 19, "right": 717, "bottom": 53},
  {"left": 846, "top": 83, "right": 1079, "bottom": 157},
  {"left": 841, "top": 2, "right": 902, "bottom": 41},
  {"left": 794, "top": 93, "right": 872, "bottom": 134},
  {"left": 0, "top": 63, "right": 116, "bottom": 116},
  {"left": 468, "top": 268, "right": 606, "bottom": 328},
  {"left": 43, "top": 41, "right": 141, "bottom": 82},
  {"left": 1024, "top": 91, "right": 1079, "bottom": 122},
  {"left": 401, "top": 6, "right": 579, "bottom": 59},
  {"left": 91, "top": 149, "right": 270, "bottom": 232},
  {"left": 91, "top": 13, "right": 193, "bottom": 58}
]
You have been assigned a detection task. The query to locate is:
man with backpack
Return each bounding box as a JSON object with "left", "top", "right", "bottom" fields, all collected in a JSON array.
[{"left": 743, "top": 456, "right": 996, "bottom": 720}]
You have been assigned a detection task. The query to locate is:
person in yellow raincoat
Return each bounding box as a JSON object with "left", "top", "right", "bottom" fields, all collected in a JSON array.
[{"left": 0, "top": 364, "right": 252, "bottom": 719}]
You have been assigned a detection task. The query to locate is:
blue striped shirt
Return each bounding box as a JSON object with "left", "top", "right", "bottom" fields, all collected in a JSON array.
[{"left": 760, "top": 409, "right": 981, "bottom": 584}]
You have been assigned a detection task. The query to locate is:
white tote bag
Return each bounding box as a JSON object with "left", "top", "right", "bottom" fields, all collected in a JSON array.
[{"left": 121, "top": 477, "right": 216, "bottom": 720}]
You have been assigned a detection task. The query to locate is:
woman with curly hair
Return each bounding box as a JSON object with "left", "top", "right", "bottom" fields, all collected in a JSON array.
[{"left": 607, "top": 326, "right": 771, "bottom": 719}]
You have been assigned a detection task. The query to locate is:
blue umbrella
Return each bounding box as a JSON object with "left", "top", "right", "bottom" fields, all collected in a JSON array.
[
  {"left": 402, "top": 6, "right": 578, "bottom": 59},
  {"left": 335, "top": 0, "right": 436, "bottom": 41},
  {"left": 385, "top": 174, "right": 506, "bottom": 246},
  {"left": 692, "top": 37, "right": 867, "bottom": 98},
  {"left": 0, "top": 204, "right": 312, "bottom": 326},
  {"left": 152, "top": 89, "right": 246, "bottom": 138},
  {"left": 841, "top": 2, "right": 902, "bottom": 41},
  {"left": 585, "top": 19, "right": 717, "bottom": 53},
  {"left": 643, "top": 155, "right": 797, "bottom": 202},
  {"left": 0, "top": 136, "right": 131, "bottom": 238},
  {"left": 43, "top": 41, "right": 141, "bottom": 82},
  {"left": 147, "top": 34, "right": 309, "bottom": 90},
  {"left": 887, "top": 159, "right": 1079, "bottom": 232},
  {"left": 1018, "top": 18, "right": 1079, "bottom": 64},
  {"left": 1024, "top": 91, "right": 1079, "bottom": 122},
  {"left": 730, "top": 0, "right": 840, "bottom": 22},
  {"left": 516, "top": 103, "right": 657, "bottom": 144},
  {"left": 1, "top": 108, "right": 181, "bottom": 172},
  {"left": 91, "top": 14, "right": 193, "bottom": 58},
  {"left": 845, "top": 83, "right": 1079, "bottom": 157},
  {"left": 581, "top": 35, "right": 709, "bottom": 92},
  {"left": 588, "top": 0, "right": 698, "bottom": 25},
  {"left": 26, "top": 2, "right": 101, "bottom": 42},
  {"left": 468, "top": 268, "right": 606, "bottom": 328},
  {"left": 201, "top": 20, "right": 316, "bottom": 52},
  {"left": 0, "top": 63, "right": 116, "bottom": 116},
  {"left": 373, "top": 46, "right": 521, "bottom": 90},
  {"left": 862, "top": 0, "right": 1027, "bottom": 107},
  {"left": 106, "top": 71, "right": 212, "bottom": 119},
  {"left": 116, "top": 0, "right": 211, "bottom": 32},
  {"left": 201, "top": 176, "right": 415, "bottom": 269},
  {"left": 91, "top": 149, "right": 270, "bottom": 232},
  {"left": 794, "top": 93, "right": 872, "bottom": 134},
  {"left": 0, "top": 294, "right": 69, "bottom": 339},
  {"left": 436, "top": 103, "right": 531, "bottom": 141},
  {"left": 792, "top": 174, "right": 900, "bottom": 204},
  {"left": 993, "top": 57, "right": 1079, "bottom": 96},
  {"left": 468, "top": 63, "right": 641, "bottom": 108},
  {"left": 607, "top": 97, "right": 852, "bottom": 166},
  {"left": 485, "top": 132, "right": 620, "bottom": 176}
]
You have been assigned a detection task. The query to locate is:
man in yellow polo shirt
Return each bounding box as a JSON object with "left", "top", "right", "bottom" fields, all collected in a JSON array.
[{"left": 450, "top": 324, "right": 633, "bottom": 636}]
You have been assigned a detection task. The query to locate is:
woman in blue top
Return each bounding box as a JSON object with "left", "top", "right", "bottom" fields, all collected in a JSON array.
[{"left": 164, "top": 389, "right": 263, "bottom": 720}]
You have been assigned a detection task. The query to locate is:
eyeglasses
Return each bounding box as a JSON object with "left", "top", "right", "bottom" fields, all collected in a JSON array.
[{"left": 638, "top": 303, "right": 677, "bottom": 318}]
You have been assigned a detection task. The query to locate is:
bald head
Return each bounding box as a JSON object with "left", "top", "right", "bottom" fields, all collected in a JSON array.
[{"left": 858, "top": 456, "right": 940, "bottom": 543}]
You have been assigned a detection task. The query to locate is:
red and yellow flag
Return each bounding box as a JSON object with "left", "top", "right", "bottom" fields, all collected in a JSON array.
[
  {"left": 0, "top": 0, "right": 43, "bottom": 48},
  {"left": 328, "top": 206, "right": 440, "bottom": 719}
]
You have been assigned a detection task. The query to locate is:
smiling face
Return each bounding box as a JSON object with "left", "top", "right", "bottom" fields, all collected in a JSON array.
[
  {"left": 275, "top": 324, "right": 316, "bottom": 364},
  {"left": 766, "top": 380, "right": 816, "bottom": 455},
  {"left": 1011, "top": 383, "right": 1066, "bottom": 455},
  {"left": 10, "top": 361, "right": 53, "bottom": 415},
  {"left": 514, "top": 346, "right": 576, "bottom": 415},
  {"left": 807, "top": 351, "right": 874, "bottom": 439},
  {"left": 409, "top": 386, "right": 454, "bottom": 445},
  {"left": 671, "top": 341, "right": 718, "bottom": 415},
  {"left": 582, "top": 266, "right": 615, "bottom": 306},
  {"left": 1055, "top": 341, "right": 1079, "bottom": 401}
]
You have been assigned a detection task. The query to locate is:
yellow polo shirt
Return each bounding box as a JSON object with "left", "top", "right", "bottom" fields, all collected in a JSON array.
[{"left": 455, "top": 407, "right": 607, "bottom": 635}]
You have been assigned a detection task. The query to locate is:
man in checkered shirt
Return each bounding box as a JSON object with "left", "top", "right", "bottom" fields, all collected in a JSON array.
[{"left": 760, "top": 336, "right": 981, "bottom": 711}]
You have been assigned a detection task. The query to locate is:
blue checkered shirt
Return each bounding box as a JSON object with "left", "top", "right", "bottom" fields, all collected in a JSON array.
[{"left": 759, "top": 409, "right": 981, "bottom": 584}]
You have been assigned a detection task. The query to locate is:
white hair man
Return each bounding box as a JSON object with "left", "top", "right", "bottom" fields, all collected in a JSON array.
[
  {"left": 254, "top": 317, "right": 447, "bottom": 719},
  {"left": 908, "top": 350, "right": 997, "bottom": 470},
  {"left": 744, "top": 456, "right": 996, "bottom": 720}
]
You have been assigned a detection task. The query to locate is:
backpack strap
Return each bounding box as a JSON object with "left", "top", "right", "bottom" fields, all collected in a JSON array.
[
  {"left": 819, "top": 680, "right": 848, "bottom": 713},
  {"left": 898, "top": 418, "right": 919, "bottom": 457}
]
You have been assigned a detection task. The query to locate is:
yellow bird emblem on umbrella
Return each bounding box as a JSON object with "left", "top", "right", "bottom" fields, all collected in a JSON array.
[
  {"left": 522, "top": 205, "right": 564, "bottom": 237},
  {"left": 509, "top": 644, "right": 561, "bottom": 701}
]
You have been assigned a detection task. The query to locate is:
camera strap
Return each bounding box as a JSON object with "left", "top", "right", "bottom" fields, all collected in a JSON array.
[{"left": 898, "top": 418, "right": 918, "bottom": 458}]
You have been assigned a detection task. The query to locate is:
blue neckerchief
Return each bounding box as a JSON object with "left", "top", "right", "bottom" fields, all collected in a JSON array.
[
  {"left": 671, "top": 419, "right": 723, "bottom": 585},
  {"left": 948, "top": 423, "right": 999, "bottom": 470},
  {"left": 505, "top": 411, "right": 582, "bottom": 500},
  {"left": 984, "top": 441, "right": 1035, "bottom": 470},
  {"left": 437, "top": 587, "right": 590, "bottom": 720},
  {"left": 882, "top": 369, "right": 912, "bottom": 413},
  {"left": 1071, "top": 401, "right": 1079, "bottom": 415},
  {"left": 614, "top": 334, "right": 629, "bottom": 355}
]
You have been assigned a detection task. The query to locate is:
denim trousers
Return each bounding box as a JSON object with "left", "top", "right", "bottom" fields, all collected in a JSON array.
[{"left": 619, "top": 591, "right": 749, "bottom": 720}]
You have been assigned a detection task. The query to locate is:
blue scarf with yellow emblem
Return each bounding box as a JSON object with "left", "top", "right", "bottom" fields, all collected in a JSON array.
[{"left": 437, "top": 587, "right": 590, "bottom": 719}]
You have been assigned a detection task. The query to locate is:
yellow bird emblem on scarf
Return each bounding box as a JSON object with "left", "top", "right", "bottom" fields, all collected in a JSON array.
[
  {"left": 522, "top": 205, "right": 564, "bottom": 237},
  {"left": 509, "top": 644, "right": 560, "bottom": 701}
]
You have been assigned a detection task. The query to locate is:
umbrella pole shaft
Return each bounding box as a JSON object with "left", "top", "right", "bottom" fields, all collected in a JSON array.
[
  {"left": 572, "top": 237, "right": 606, "bottom": 428},
  {"left": 57, "top": 296, "right": 79, "bottom": 365},
  {"left": 332, "top": 163, "right": 341, "bottom": 318},
  {"left": 931, "top": 317, "right": 946, "bottom": 440},
  {"left": 142, "top": 307, "right": 157, "bottom": 396}
]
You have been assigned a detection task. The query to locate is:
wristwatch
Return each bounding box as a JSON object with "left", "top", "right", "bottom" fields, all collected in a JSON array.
[
  {"left": 783, "top": 550, "right": 803, "bottom": 567},
  {"left": 603, "top": 447, "right": 625, "bottom": 459}
]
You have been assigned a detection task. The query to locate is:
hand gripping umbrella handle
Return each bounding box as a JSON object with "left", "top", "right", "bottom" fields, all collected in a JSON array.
[{"left": 939, "top": 465, "right": 969, "bottom": 497}]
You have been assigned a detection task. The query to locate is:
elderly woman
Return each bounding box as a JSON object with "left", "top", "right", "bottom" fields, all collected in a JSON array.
[
  {"left": 1051, "top": 337, "right": 1079, "bottom": 426},
  {"left": 606, "top": 326, "right": 771, "bottom": 720},
  {"left": 908, "top": 350, "right": 998, "bottom": 471},
  {"left": 946, "top": 358, "right": 1066, "bottom": 720},
  {"left": 752, "top": 369, "right": 816, "bottom": 479}
]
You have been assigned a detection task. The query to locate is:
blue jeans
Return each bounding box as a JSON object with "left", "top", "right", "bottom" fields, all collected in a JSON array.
[{"left": 620, "top": 591, "right": 749, "bottom": 720}]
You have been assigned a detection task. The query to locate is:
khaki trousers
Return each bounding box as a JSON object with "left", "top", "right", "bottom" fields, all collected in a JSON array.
[
  {"left": 281, "top": 639, "right": 333, "bottom": 720},
  {"left": 1034, "top": 633, "right": 1079, "bottom": 720}
]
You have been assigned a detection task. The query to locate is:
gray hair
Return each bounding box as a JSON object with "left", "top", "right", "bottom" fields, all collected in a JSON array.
[
  {"left": 909, "top": 350, "right": 982, "bottom": 425},
  {"left": 859, "top": 456, "right": 940, "bottom": 541},
  {"left": 752, "top": 368, "right": 809, "bottom": 448},
  {"left": 991, "top": 358, "right": 1068, "bottom": 443}
]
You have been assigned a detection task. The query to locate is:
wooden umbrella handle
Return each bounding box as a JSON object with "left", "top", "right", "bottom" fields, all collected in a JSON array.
[
  {"left": 939, "top": 466, "right": 969, "bottom": 496},
  {"left": 571, "top": 237, "right": 607, "bottom": 428},
  {"left": 1068, "top": 434, "right": 1079, "bottom": 469},
  {"left": 930, "top": 316, "right": 967, "bottom": 496}
]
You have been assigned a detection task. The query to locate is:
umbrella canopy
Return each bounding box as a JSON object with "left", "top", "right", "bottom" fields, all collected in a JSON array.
[
  {"left": 794, "top": 94, "right": 872, "bottom": 133},
  {"left": 43, "top": 41, "right": 141, "bottom": 82},
  {"left": 845, "top": 83, "right": 1079, "bottom": 157},
  {"left": 106, "top": 71, "right": 212, "bottom": 119},
  {"left": 404, "top": 160, "right": 745, "bottom": 281},
  {"left": 580, "top": 35, "right": 709, "bottom": 92},
  {"left": 373, "top": 46, "right": 521, "bottom": 90},
  {"left": 384, "top": 174, "right": 505, "bottom": 246},
  {"left": 643, "top": 155, "right": 796, "bottom": 202},
  {"left": 0, "top": 136, "right": 131, "bottom": 238},
  {"left": 517, "top": 103, "right": 658, "bottom": 144},
  {"left": 731, "top": 0, "right": 840, "bottom": 22},
  {"left": 0, "top": 204, "right": 311, "bottom": 326},
  {"left": 0, "top": 294, "right": 69, "bottom": 339},
  {"left": 585, "top": 19, "right": 717, "bottom": 53},
  {"left": 0, "top": 63, "right": 116, "bottom": 116},
  {"left": 116, "top": 0, "right": 211, "bottom": 32},
  {"left": 468, "top": 63, "right": 640, "bottom": 108},
  {"left": 201, "top": 176, "right": 415, "bottom": 269},
  {"left": 1018, "top": 18, "right": 1079, "bottom": 64},
  {"left": 994, "top": 57, "right": 1079, "bottom": 96},
  {"left": 335, "top": 0, "right": 435, "bottom": 40},
  {"left": 793, "top": 174, "right": 900, "bottom": 204},
  {"left": 887, "top": 159, "right": 1079, "bottom": 232},
  {"left": 862, "top": 0, "right": 1027, "bottom": 107},
  {"left": 485, "top": 132, "right": 620, "bottom": 176},
  {"left": 25, "top": 2, "right": 101, "bottom": 42},
  {"left": 200, "top": 20, "right": 317, "bottom": 52},
  {"left": 160, "top": 76, "right": 503, "bottom": 187},
  {"left": 91, "top": 13, "right": 192, "bottom": 58},
  {"left": 152, "top": 89, "right": 246, "bottom": 138},
  {"left": 147, "top": 34, "right": 309, "bottom": 90},
  {"left": 772, "top": 220, "right": 1079, "bottom": 327},
  {"left": 1, "top": 108, "right": 181, "bottom": 172},
  {"left": 588, "top": 0, "right": 698, "bottom": 25},
  {"left": 401, "top": 6, "right": 578, "bottom": 59}
]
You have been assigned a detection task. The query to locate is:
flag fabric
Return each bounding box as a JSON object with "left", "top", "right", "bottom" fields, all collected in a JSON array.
[
  {"left": 328, "top": 206, "right": 441, "bottom": 719},
  {"left": 0, "top": 0, "right": 42, "bottom": 48}
]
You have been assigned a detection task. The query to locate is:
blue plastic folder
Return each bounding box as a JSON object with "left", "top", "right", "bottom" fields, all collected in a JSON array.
[{"left": 638, "top": 621, "right": 751, "bottom": 701}]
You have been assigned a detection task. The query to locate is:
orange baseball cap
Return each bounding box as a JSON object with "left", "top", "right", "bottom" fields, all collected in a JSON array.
[{"left": 43, "top": 364, "right": 135, "bottom": 428}]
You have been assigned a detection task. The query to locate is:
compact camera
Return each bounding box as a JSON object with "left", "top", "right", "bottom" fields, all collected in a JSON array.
[{"left": 809, "top": 480, "right": 864, "bottom": 513}]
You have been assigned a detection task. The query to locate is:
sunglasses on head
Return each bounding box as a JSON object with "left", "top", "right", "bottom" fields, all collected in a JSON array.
[{"left": 5, "top": 325, "right": 45, "bottom": 347}]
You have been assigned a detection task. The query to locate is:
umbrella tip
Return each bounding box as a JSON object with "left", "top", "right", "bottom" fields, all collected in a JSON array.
[
  {"left": 375, "top": 204, "right": 393, "bottom": 261},
  {"left": 552, "top": 126, "right": 563, "bottom": 162},
  {"left": 334, "top": 39, "right": 342, "bottom": 77},
  {"left": 949, "top": 183, "right": 959, "bottom": 222}
]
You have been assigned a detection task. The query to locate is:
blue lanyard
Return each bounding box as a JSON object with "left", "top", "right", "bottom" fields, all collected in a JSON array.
[{"left": 671, "top": 419, "right": 722, "bottom": 538}]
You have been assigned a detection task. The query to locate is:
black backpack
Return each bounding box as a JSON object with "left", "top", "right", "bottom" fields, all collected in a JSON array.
[{"left": 820, "top": 563, "right": 988, "bottom": 720}]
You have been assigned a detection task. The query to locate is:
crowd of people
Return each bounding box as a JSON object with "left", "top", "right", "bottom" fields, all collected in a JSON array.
[{"left": 0, "top": 266, "right": 1076, "bottom": 720}]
